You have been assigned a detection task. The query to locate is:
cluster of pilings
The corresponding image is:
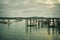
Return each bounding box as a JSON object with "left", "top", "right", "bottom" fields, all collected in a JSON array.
[
  {"left": 25, "top": 18, "right": 44, "bottom": 33},
  {"left": 25, "top": 18, "right": 44, "bottom": 27},
  {"left": 25, "top": 18, "right": 60, "bottom": 34},
  {"left": 47, "top": 18, "right": 60, "bottom": 34}
]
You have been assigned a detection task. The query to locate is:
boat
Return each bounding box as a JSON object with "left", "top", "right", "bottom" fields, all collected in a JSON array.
[
  {"left": 27, "top": 22, "right": 37, "bottom": 26},
  {"left": 0, "top": 20, "right": 12, "bottom": 24}
]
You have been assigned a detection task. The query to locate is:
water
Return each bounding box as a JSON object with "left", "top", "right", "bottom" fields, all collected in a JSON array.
[
  {"left": 0, "top": 20, "right": 60, "bottom": 40},
  {"left": 0, "top": 0, "right": 60, "bottom": 40}
]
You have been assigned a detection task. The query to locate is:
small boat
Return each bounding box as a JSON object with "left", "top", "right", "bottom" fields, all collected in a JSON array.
[
  {"left": 0, "top": 21, "right": 12, "bottom": 24},
  {"left": 27, "top": 22, "right": 37, "bottom": 26}
]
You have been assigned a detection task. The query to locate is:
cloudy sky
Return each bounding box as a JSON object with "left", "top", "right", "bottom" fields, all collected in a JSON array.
[{"left": 0, "top": 0, "right": 60, "bottom": 17}]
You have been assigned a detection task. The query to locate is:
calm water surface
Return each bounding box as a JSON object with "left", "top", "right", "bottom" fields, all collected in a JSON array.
[{"left": 0, "top": 20, "right": 60, "bottom": 40}]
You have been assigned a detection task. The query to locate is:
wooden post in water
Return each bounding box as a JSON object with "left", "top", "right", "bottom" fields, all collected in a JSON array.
[
  {"left": 25, "top": 19, "right": 28, "bottom": 26},
  {"left": 41, "top": 19, "right": 43, "bottom": 27},
  {"left": 47, "top": 18, "right": 50, "bottom": 34},
  {"left": 33, "top": 18, "right": 34, "bottom": 23},
  {"left": 52, "top": 18, "right": 54, "bottom": 33},
  {"left": 37, "top": 19, "right": 40, "bottom": 29},
  {"left": 25, "top": 19, "right": 28, "bottom": 33},
  {"left": 30, "top": 18, "right": 32, "bottom": 32}
]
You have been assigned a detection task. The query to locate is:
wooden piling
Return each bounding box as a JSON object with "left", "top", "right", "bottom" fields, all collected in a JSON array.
[
  {"left": 30, "top": 18, "right": 32, "bottom": 32},
  {"left": 25, "top": 19, "right": 28, "bottom": 33}
]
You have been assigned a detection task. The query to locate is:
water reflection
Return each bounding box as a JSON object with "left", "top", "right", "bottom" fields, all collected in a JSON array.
[
  {"left": 25, "top": 19, "right": 60, "bottom": 34},
  {"left": 0, "top": 20, "right": 60, "bottom": 40},
  {"left": 25, "top": 26, "right": 38, "bottom": 33},
  {"left": 47, "top": 34, "right": 54, "bottom": 40},
  {"left": 56, "top": 19, "right": 60, "bottom": 34},
  {"left": 25, "top": 23, "right": 60, "bottom": 40}
]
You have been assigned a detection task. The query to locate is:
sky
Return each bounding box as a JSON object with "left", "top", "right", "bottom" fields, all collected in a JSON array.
[{"left": 0, "top": 0, "right": 60, "bottom": 17}]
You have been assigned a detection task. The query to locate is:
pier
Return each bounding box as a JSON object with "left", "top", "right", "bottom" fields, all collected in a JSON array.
[
  {"left": 0, "top": 17, "right": 60, "bottom": 33},
  {"left": 0, "top": 17, "right": 60, "bottom": 26}
]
